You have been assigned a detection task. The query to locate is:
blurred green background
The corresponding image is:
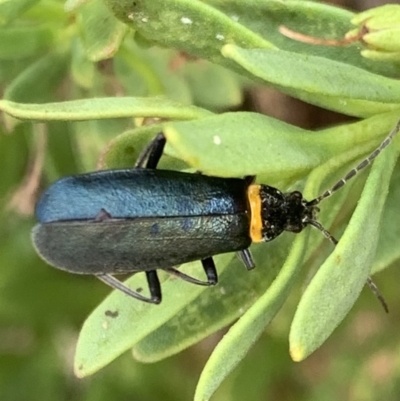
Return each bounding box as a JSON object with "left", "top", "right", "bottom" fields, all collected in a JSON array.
[{"left": 2, "top": 0, "right": 400, "bottom": 400}]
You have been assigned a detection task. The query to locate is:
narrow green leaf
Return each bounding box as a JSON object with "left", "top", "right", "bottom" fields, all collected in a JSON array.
[
  {"left": 194, "top": 234, "right": 307, "bottom": 401},
  {"left": 221, "top": 45, "right": 400, "bottom": 117},
  {"left": 290, "top": 142, "right": 399, "bottom": 361},
  {"left": 74, "top": 256, "right": 233, "bottom": 377},
  {"left": 0, "top": 97, "right": 212, "bottom": 121},
  {"left": 372, "top": 158, "right": 400, "bottom": 273}
]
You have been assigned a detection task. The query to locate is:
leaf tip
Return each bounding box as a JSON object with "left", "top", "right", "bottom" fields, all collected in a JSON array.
[
  {"left": 220, "top": 43, "right": 236, "bottom": 58},
  {"left": 290, "top": 344, "right": 306, "bottom": 362},
  {"left": 74, "top": 360, "right": 88, "bottom": 379}
]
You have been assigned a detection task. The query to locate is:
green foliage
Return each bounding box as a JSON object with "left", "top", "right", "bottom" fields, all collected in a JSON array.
[{"left": 1, "top": 1, "right": 400, "bottom": 400}]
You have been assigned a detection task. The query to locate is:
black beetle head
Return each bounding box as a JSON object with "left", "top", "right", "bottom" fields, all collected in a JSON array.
[{"left": 258, "top": 186, "right": 320, "bottom": 242}]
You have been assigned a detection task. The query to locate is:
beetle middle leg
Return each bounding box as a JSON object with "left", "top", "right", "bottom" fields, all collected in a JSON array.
[
  {"left": 135, "top": 132, "right": 166, "bottom": 169},
  {"left": 164, "top": 257, "right": 218, "bottom": 286},
  {"left": 97, "top": 272, "right": 161, "bottom": 304}
]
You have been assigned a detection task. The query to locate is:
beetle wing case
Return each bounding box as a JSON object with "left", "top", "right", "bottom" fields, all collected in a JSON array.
[
  {"left": 33, "top": 169, "right": 252, "bottom": 275},
  {"left": 36, "top": 169, "right": 249, "bottom": 222},
  {"left": 32, "top": 214, "right": 250, "bottom": 274}
]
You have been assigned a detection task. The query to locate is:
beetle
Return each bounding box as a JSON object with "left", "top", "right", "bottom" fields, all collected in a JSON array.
[{"left": 32, "top": 121, "right": 400, "bottom": 305}]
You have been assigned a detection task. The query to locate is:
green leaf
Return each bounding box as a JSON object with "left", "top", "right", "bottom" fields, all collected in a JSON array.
[
  {"left": 72, "top": 118, "right": 131, "bottom": 171},
  {"left": 289, "top": 139, "right": 399, "bottom": 361},
  {"left": 105, "top": 0, "right": 275, "bottom": 64},
  {"left": 2, "top": 52, "right": 68, "bottom": 130},
  {"left": 100, "top": 124, "right": 187, "bottom": 170},
  {"left": 163, "top": 112, "right": 400, "bottom": 186},
  {"left": 106, "top": 0, "right": 399, "bottom": 77},
  {"left": 221, "top": 45, "right": 400, "bottom": 117},
  {"left": 78, "top": 0, "right": 128, "bottom": 62},
  {"left": 208, "top": 0, "right": 399, "bottom": 77},
  {"left": 64, "top": 0, "right": 92, "bottom": 12},
  {"left": 351, "top": 4, "right": 400, "bottom": 28},
  {"left": 0, "top": 0, "right": 39, "bottom": 24},
  {"left": 372, "top": 158, "right": 400, "bottom": 274},
  {"left": 115, "top": 41, "right": 193, "bottom": 103},
  {"left": 0, "top": 26, "right": 53, "bottom": 60},
  {"left": 70, "top": 37, "right": 96, "bottom": 89},
  {"left": 3, "top": 52, "right": 68, "bottom": 103},
  {"left": 182, "top": 62, "right": 243, "bottom": 110},
  {"left": 0, "top": 124, "right": 30, "bottom": 210},
  {"left": 74, "top": 255, "right": 233, "bottom": 377},
  {"left": 194, "top": 233, "right": 307, "bottom": 401},
  {"left": 0, "top": 97, "right": 212, "bottom": 121},
  {"left": 132, "top": 236, "right": 291, "bottom": 363}
]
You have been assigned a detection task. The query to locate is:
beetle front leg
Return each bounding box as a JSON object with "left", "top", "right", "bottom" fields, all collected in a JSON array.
[{"left": 237, "top": 248, "right": 255, "bottom": 270}]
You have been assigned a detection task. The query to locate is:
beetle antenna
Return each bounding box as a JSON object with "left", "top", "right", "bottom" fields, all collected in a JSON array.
[
  {"left": 307, "top": 219, "right": 338, "bottom": 245},
  {"left": 367, "top": 277, "right": 389, "bottom": 313},
  {"left": 308, "top": 120, "right": 400, "bottom": 207}
]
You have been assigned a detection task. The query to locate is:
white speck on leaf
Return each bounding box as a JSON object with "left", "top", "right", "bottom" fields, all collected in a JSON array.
[
  {"left": 213, "top": 135, "right": 222, "bottom": 145},
  {"left": 231, "top": 15, "right": 239, "bottom": 22},
  {"left": 216, "top": 33, "right": 225, "bottom": 41},
  {"left": 181, "top": 16, "right": 193, "bottom": 25},
  {"left": 127, "top": 13, "right": 134, "bottom": 20}
]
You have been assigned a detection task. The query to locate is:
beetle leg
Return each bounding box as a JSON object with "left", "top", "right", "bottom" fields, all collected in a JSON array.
[
  {"left": 201, "top": 257, "right": 218, "bottom": 285},
  {"left": 237, "top": 248, "right": 256, "bottom": 270},
  {"left": 135, "top": 132, "right": 166, "bottom": 169},
  {"left": 243, "top": 175, "right": 256, "bottom": 185},
  {"left": 145, "top": 270, "right": 162, "bottom": 303},
  {"left": 164, "top": 265, "right": 217, "bottom": 286},
  {"left": 97, "top": 273, "right": 161, "bottom": 304}
]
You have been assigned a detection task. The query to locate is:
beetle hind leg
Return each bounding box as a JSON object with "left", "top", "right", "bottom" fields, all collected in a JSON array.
[
  {"left": 164, "top": 257, "right": 218, "bottom": 286},
  {"left": 97, "top": 273, "right": 161, "bottom": 304}
]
